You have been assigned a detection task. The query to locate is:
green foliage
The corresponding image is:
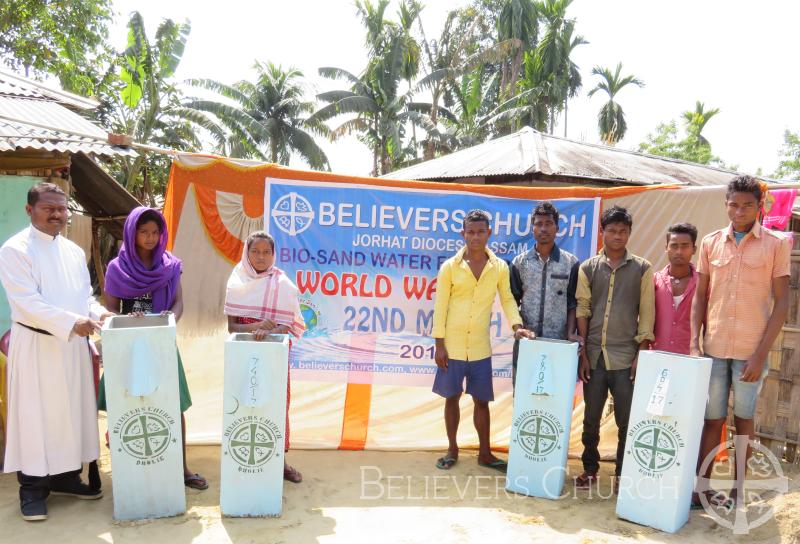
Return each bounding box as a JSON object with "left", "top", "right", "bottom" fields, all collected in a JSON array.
[
  {"left": 186, "top": 62, "right": 330, "bottom": 170},
  {"left": 109, "top": 12, "right": 198, "bottom": 204},
  {"left": 313, "top": 0, "right": 424, "bottom": 175},
  {"left": 496, "top": 0, "right": 538, "bottom": 99},
  {"left": 588, "top": 62, "right": 643, "bottom": 145},
  {"left": 10, "top": 0, "right": 765, "bottom": 194},
  {"left": 638, "top": 119, "right": 730, "bottom": 168},
  {"left": 681, "top": 101, "right": 720, "bottom": 147},
  {"left": 0, "top": 0, "right": 113, "bottom": 95},
  {"left": 774, "top": 130, "right": 800, "bottom": 179}
]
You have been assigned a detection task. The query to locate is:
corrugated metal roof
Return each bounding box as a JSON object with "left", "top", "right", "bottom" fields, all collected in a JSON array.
[
  {"left": 385, "top": 127, "right": 752, "bottom": 186},
  {"left": 0, "top": 69, "right": 98, "bottom": 109},
  {"left": 0, "top": 96, "right": 135, "bottom": 158},
  {"left": 0, "top": 79, "right": 46, "bottom": 100},
  {"left": 70, "top": 152, "right": 141, "bottom": 239}
]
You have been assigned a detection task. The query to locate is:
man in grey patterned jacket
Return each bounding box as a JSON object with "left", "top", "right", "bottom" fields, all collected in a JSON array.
[{"left": 510, "top": 201, "right": 582, "bottom": 387}]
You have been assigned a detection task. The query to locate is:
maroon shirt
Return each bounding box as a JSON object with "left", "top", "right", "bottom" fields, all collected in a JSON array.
[{"left": 652, "top": 264, "right": 698, "bottom": 355}]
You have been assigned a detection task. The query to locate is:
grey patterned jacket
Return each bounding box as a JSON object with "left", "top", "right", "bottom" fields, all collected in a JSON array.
[{"left": 509, "top": 244, "right": 579, "bottom": 339}]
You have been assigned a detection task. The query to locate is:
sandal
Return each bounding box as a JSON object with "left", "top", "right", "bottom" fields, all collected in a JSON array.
[
  {"left": 574, "top": 471, "right": 598, "bottom": 489},
  {"left": 284, "top": 465, "right": 303, "bottom": 483},
  {"left": 436, "top": 456, "right": 458, "bottom": 470},
  {"left": 691, "top": 491, "right": 734, "bottom": 510},
  {"left": 184, "top": 473, "right": 208, "bottom": 490},
  {"left": 478, "top": 459, "right": 508, "bottom": 473}
]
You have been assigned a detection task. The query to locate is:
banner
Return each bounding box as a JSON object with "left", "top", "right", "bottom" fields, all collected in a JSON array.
[{"left": 265, "top": 178, "right": 600, "bottom": 391}]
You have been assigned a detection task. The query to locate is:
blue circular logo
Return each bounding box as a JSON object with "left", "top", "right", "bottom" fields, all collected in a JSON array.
[{"left": 271, "top": 192, "right": 314, "bottom": 236}]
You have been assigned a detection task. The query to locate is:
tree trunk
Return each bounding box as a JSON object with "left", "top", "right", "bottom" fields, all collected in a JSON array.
[
  {"left": 425, "top": 88, "right": 439, "bottom": 160},
  {"left": 125, "top": 155, "right": 145, "bottom": 191},
  {"left": 142, "top": 165, "right": 154, "bottom": 207},
  {"left": 380, "top": 137, "right": 389, "bottom": 176}
]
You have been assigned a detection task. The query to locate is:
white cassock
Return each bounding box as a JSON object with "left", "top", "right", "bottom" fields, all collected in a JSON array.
[{"left": 0, "top": 225, "right": 106, "bottom": 476}]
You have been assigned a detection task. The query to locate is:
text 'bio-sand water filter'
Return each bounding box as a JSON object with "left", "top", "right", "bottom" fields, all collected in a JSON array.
[
  {"left": 221, "top": 333, "right": 289, "bottom": 517},
  {"left": 616, "top": 350, "right": 712, "bottom": 533},
  {"left": 101, "top": 314, "right": 185, "bottom": 520},
  {"left": 507, "top": 338, "right": 579, "bottom": 499}
]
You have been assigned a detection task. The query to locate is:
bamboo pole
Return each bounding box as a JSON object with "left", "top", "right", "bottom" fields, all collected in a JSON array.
[{"left": 91, "top": 220, "right": 105, "bottom": 294}]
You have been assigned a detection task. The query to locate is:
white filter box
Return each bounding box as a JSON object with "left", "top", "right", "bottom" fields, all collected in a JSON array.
[
  {"left": 101, "top": 314, "right": 185, "bottom": 520},
  {"left": 507, "top": 338, "right": 579, "bottom": 499},
  {"left": 221, "top": 333, "right": 289, "bottom": 517},
  {"left": 616, "top": 350, "right": 712, "bottom": 533}
]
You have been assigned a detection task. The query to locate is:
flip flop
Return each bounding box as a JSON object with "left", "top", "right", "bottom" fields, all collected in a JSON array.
[
  {"left": 436, "top": 456, "right": 457, "bottom": 470},
  {"left": 478, "top": 459, "right": 507, "bottom": 473},
  {"left": 691, "top": 491, "right": 733, "bottom": 511},
  {"left": 184, "top": 473, "right": 208, "bottom": 490},
  {"left": 574, "top": 471, "right": 598, "bottom": 490},
  {"left": 284, "top": 465, "right": 303, "bottom": 483}
]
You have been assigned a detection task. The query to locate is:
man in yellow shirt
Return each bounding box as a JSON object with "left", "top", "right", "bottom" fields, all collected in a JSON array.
[{"left": 432, "top": 210, "right": 534, "bottom": 471}]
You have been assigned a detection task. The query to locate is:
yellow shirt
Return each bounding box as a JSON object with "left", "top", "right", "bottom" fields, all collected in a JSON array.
[{"left": 432, "top": 246, "right": 522, "bottom": 361}]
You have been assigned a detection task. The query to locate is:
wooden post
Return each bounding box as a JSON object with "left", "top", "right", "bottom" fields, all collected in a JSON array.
[{"left": 92, "top": 220, "right": 105, "bottom": 293}]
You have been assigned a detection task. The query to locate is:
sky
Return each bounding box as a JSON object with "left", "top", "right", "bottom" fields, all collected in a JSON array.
[{"left": 108, "top": 0, "right": 800, "bottom": 177}]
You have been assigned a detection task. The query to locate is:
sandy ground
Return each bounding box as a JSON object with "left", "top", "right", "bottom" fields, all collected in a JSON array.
[{"left": 0, "top": 445, "right": 798, "bottom": 544}]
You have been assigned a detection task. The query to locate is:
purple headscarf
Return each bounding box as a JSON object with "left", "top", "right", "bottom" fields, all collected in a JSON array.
[{"left": 104, "top": 207, "right": 182, "bottom": 313}]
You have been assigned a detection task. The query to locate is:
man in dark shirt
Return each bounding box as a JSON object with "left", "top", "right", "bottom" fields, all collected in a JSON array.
[{"left": 575, "top": 205, "right": 655, "bottom": 492}]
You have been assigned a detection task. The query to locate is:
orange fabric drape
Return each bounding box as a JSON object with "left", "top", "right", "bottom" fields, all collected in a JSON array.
[
  {"left": 339, "top": 384, "right": 372, "bottom": 450},
  {"left": 193, "top": 185, "right": 265, "bottom": 264},
  {"left": 163, "top": 154, "right": 682, "bottom": 450},
  {"left": 193, "top": 185, "right": 245, "bottom": 264}
]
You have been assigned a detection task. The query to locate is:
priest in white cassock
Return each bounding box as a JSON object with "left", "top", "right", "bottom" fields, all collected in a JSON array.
[{"left": 0, "top": 182, "right": 113, "bottom": 521}]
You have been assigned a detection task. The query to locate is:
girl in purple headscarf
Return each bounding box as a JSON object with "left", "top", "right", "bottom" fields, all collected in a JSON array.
[{"left": 98, "top": 207, "right": 208, "bottom": 490}]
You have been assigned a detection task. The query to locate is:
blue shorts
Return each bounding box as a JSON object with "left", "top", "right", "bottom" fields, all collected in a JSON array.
[
  {"left": 705, "top": 357, "right": 769, "bottom": 420},
  {"left": 432, "top": 357, "right": 494, "bottom": 402}
]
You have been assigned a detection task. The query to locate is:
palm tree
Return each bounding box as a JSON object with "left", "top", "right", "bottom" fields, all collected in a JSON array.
[
  {"left": 587, "top": 62, "right": 644, "bottom": 145},
  {"left": 536, "top": 0, "right": 587, "bottom": 134},
  {"left": 410, "top": 68, "right": 500, "bottom": 152},
  {"left": 496, "top": 0, "right": 539, "bottom": 100},
  {"left": 185, "top": 62, "right": 329, "bottom": 169},
  {"left": 512, "top": 49, "right": 554, "bottom": 132},
  {"left": 414, "top": 7, "right": 520, "bottom": 159},
  {"left": 681, "top": 101, "right": 720, "bottom": 147},
  {"left": 410, "top": 65, "right": 546, "bottom": 153},
  {"left": 312, "top": 0, "right": 422, "bottom": 175}
]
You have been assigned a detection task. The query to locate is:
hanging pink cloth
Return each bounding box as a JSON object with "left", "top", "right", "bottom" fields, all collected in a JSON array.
[{"left": 762, "top": 188, "right": 797, "bottom": 231}]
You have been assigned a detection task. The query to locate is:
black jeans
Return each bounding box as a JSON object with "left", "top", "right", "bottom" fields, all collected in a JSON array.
[
  {"left": 17, "top": 468, "right": 81, "bottom": 503},
  {"left": 581, "top": 358, "right": 634, "bottom": 476}
]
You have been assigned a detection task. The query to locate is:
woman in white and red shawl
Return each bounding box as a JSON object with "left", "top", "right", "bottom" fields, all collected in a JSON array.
[{"left": 224, "top": 231, "right": 305, "bottom": 483}]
